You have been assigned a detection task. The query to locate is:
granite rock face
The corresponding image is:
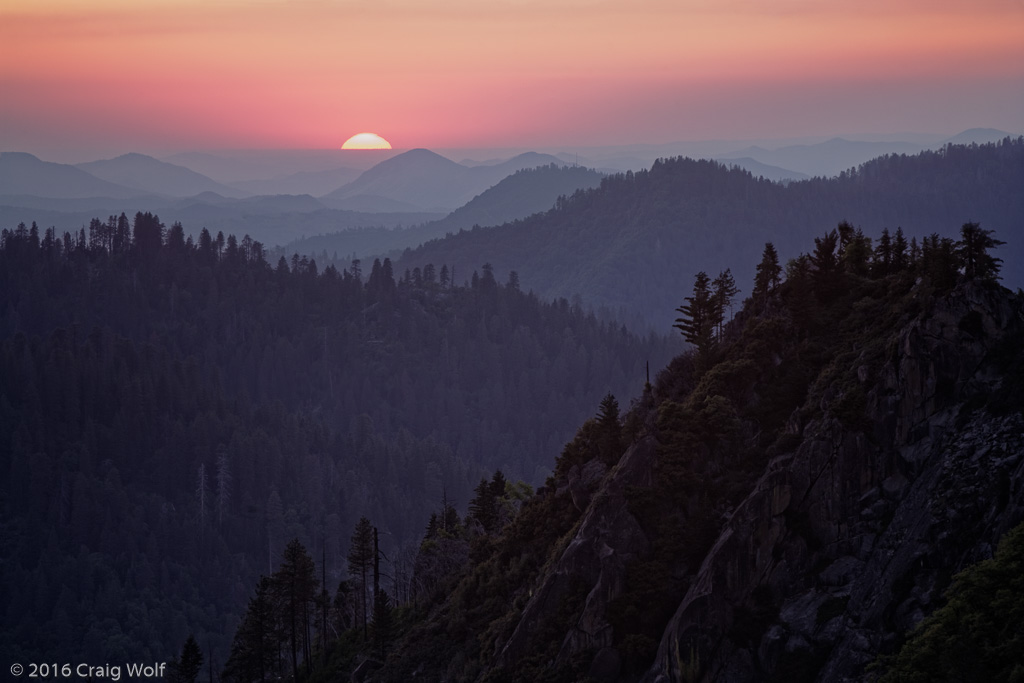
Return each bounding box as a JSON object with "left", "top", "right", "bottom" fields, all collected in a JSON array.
[
  {"left": 644, "top": 282, "right": 1024, "bottom": 682},
  {"left": 495, "top": 437, "right": 656, "bottom": 673}
]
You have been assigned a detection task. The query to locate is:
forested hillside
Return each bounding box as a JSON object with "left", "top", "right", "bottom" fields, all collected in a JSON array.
[
  {"left": 330, "top": 221, "right": 1021, "bottom": 683},
  {"left": 0, "top": 216, "right": 674, "bottom": 668},
  {"left": 400, "top": 139, "right": 1024, "bottom": 329}
]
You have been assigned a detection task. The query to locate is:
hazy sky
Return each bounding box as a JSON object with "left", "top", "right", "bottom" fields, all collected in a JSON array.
[{"left": 2, "top": 0, "right": 1022, "bottom": 157}]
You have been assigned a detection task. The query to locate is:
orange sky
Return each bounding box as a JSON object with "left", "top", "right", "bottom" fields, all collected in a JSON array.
[{"left": 1, "top": 0, "right": 1022, "bottom": 156}]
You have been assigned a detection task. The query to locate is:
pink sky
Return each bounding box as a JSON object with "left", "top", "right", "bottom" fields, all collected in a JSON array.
[{"left": 2, "top": 0, "right": 1022, "bottom": 157}]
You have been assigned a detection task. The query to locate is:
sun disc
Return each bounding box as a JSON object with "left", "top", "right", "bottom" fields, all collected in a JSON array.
[{"left": 342, "top": 133, "right": 392, "bottom": 150}]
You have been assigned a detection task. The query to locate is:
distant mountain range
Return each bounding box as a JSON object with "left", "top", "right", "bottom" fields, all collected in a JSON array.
[
  {"left": 76, "top": 153, "right": 248, "bottom": 198},
  {"left": 319, "top": 149, "right": 570, "bottom": 212},
  {"left": 2, "top": 129, "right": 1017, "bottom": 254},
  {"left": 228, "top": 167, "right": 363, "bottom": 197},
  {"left": 716, "top": 138, "right": 925, "bottom": 178},
  {"left": 0, "top": 152, "right": 141, "bottom": 199},
  {"left": 280, "top": 163, "right": 606, "bottom": 263},
  {"left": 720, "top": 157, "right": 809, "bottom": 182},
  {"left": 714, "top": 128, "right": 1015, "bottom": 178}
]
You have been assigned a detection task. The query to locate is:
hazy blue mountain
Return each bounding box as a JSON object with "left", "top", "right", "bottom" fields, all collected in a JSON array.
[
  {"left": 718, "top": 138, "right": 925, "bottom": 177},
  {"left": 163, "top": 204, "right": 441, "bottom": 246},
  {"left": 319, "top": 149, "right": 569, "bottom": 212},
  {"left": 719, "top": 157, "right": 809, "bottom": 182},
  {"left": 228, "top": 166, "right": 362, "bottom": 196},
  {"left": 280, "top": 163, "right": 606, "bottom": 265},
  {"left": 76, "top": 153, "right": 249, "bottom": 198},
  {"left": 0, "top": 152, "right": 142, "bottom": 199},
  {"left": 943, "top": 127, "right": 1016, "bottom": 145},
  {"left": 319, "top": 148, "right": 472, "bottom": 211},
  {"left": 163, "top": 148, "right": 397, "bottom": 184},
  {"left": 232, "top": 193, "right": 328, "bottom": 213},
  {"left": 325, "top": 193, "right": 425, "bottom": 213},
  {"left": 415, "top": 163, "right": 605, "bottom": 234}
]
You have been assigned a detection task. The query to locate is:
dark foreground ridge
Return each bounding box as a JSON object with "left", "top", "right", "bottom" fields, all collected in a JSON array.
[{"left": 365, "top": 223, "right": 1022, "bottom": 682}]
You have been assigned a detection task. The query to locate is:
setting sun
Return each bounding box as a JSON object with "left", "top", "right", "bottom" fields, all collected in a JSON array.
[{"left": 342, "top": 133, "right": 392, "bottom": 150}]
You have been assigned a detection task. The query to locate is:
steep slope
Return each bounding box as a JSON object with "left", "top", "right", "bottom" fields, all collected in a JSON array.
[
  {"left": 399, "top": 139, "right": 1024, "bottom": 329},
  {"left": 375, "top": 230, "right": 1022, "bottom": 683},
  {"left": 76, "top": 153, "right": 249, "bottom": 198},
  {"left": 646, "top": 282, "right": 1024, "bottom": 682}
]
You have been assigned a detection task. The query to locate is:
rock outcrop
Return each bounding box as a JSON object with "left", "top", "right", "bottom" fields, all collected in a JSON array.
[
  {"left": 495, "top": 437, "right": 657, "bottom": 678},
  {"left": 644, "top": 282, "right": 1024, "bottom": 682}
]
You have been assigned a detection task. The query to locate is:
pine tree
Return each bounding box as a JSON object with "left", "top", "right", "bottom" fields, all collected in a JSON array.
[
  {"left": 922, "top": 233, "right": 959, "bottom": 290},
  {"left": 468, "top": 478, "right": 498, "bottom": 532},
  {"left": 836, "top": 220, "right": 855, "bottom": 258},
  {"left": 842, "top": 228, "right": 872, "bottom": 277},
  {"left": 873, "top": 227, "right": 893, "bottom": 277},
  {"left": 753, "top": 242, "right": 782, "bottom": 311},
  {"left": 892, "top": 227, "right": 909, "bottom": 272},
  {"left": 370, "top": 588, "right": 394, "bottom": 659},
  {"left": 273, "top": 539, "right": 317, "bottom": 682},
  {"left": 348, "top": 517, "right": 374, "bottom": 638},
  {"left": 223, "top": 577, "right": 278, "bottom": 683},
  {"left": 178, "top": 635, "right": 204, "bottom": 683},
  {"left": 711, "top": 269, "right": 740, "bottom": 340},
  {"left": 957, "top": 222, "right": 1004, "bottom": 281},
  {"left": 674, "top": 271, "right": 715, "bottom": 357},
  {"left": 811, "top": 229, "right": 841, "bottom": 301}
]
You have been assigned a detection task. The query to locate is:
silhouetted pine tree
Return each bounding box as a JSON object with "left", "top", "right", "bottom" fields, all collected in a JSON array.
[
  {"left": 753, "top": 242, "right": 782, "bottom": 311},
  {"left": 957, "top": 222, "right": 1004, "bottom": 281},
  {"left": 348, "top": 517, "right": 375, "bottom": 639},
  {"left": 674, "top": 271, "right": 716, "bottom": 358}
]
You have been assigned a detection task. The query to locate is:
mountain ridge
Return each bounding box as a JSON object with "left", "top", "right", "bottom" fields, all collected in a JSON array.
[
  {"left": 376, "top": 225, "right": 1024, "bottom": 683},
  {"left": 319, "top": 148, "right": 570, "bottom": 212},
  {"left": 0, "top": 152, "right": 143, "bottom": 199},
  {"left": 76, "top": 152, "right": 249, "bottom": 198},
  {"left": 399, "top": 138, "right": 1024, "bottom": 329}
]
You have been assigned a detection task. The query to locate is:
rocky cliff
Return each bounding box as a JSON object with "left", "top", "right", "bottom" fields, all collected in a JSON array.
[
  {"left": 480, "top": 280, "right": 1023, "bottom": 683},
  {"left": 376, "top": 265, "right": 1023, "bottom": 683},
  {"left": 641, "top": 281, "right": 1024, "bottom": 681}
]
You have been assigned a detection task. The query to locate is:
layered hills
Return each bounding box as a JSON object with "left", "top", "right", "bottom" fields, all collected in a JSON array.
[
  {"left": 282, "top": 163, "right": 605, "bottom": 266},
  {"left": 0, "top": 152, "right": 141, "bottom": 199},
  {"left": 319, "top": 149, "right": 569, "bottom": 213},
  {"left": 399, "top": 138, "right": 1024, "bottom": 329},
  {"left": 76, "top": 153, "right": 248, "bottom": 198}
]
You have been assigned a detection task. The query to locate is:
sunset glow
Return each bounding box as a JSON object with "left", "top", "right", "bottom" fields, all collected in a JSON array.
[
  {"left": 1, "top": 0, "right": 1022, "bottom": 156},
  {"left": 342, "top": 133, "right": 393, "bottom": 150}
]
